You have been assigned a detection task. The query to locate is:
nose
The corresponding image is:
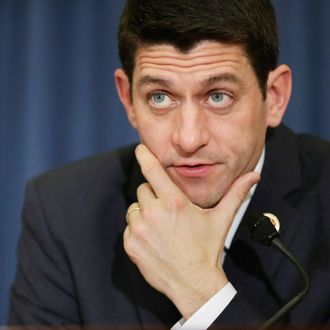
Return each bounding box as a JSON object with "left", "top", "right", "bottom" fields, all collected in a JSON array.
[{"left": 172, "top": 101, "right": 210, "bottom": 155}]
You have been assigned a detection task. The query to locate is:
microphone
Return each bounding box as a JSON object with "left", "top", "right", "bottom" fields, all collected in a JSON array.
[{"left": 246, "top": 212, "right": 310, "bottom": 329}]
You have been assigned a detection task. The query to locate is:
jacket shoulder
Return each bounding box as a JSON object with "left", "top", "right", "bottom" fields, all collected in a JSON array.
[
  {"left": 297, "top": 132, "right": 330, "bottom": 162},
  {"left": 296, "top": 133, "right": 330, "bottom": 185},
  {"left": 30, "top": 144, "right": 137, "bottom": 197},
  {"left": 22, "top": 144, "right": 138, "bottom": 245}
]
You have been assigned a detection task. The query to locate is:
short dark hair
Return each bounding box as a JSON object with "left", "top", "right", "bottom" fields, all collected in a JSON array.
[{"left": 118, "top": 0, "right": 279, "bottom": 98}]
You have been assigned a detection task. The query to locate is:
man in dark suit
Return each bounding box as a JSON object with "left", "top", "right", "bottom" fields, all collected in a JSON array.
[{"left": 9, "top": 0, "right": 330, "bottom": 328}]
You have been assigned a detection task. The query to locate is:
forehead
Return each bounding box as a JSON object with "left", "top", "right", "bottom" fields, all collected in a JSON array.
[{"left": 133, "top": 41, "right": 253, "bottom": 81}]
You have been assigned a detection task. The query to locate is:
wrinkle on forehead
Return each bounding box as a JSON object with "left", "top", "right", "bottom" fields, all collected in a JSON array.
[
  {"left": 137, "top": 72, "right": 242, "bottom": 90},
  {"left": 135, "top": 42, "right": 250, "bottom": 76}
]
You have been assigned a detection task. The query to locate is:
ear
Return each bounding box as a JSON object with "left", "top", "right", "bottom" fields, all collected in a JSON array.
[
  {"left": 265, "top": 64, "right": 292, "bottom": 127},
  {"left": 114, "top": 68, "right": 137, "bottom": 129}
]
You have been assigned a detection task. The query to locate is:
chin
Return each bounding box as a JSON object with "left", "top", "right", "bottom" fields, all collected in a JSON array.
[
  {"left": 188, "top": 193, "right": 222, "bottom": 209},
  {"left": 170, "top": 176, "right": 227, "bottom": 208}
]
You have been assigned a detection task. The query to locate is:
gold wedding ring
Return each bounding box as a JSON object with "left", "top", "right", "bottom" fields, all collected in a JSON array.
[{"left": 126, "top": 206, "right": 141, "bottom": 224}]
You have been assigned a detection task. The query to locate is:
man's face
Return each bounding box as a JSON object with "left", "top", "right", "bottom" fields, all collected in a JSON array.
[{"left": 116, "top": 41, "right": 286, "bottom": 208}]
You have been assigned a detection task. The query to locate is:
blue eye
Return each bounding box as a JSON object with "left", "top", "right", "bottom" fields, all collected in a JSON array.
[
  {"left": 210, "top": 93, "right": 224, "bottom": 103},
  {"left": 208, "top": 91, "right": 232, "bottom": 108},
  {"left": 152, "top": 93, "right": 166, "bottom": 104},
  {"left": 149, "top": 92, "right": 174, "bottom": 109}
]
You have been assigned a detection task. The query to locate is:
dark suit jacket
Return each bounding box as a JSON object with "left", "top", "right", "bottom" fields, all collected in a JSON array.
[{"left": 8, "top": 124, "right": 330, "bottom": 328}]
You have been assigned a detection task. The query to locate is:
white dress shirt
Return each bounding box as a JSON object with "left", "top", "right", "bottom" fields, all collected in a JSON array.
[{"left": 172, "top": 149, "right": 265, "bottom": 330}]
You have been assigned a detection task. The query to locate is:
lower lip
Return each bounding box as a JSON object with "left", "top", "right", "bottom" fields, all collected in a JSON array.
[{"left": 174, "top": 165, "right": 214, "bottom": 178}]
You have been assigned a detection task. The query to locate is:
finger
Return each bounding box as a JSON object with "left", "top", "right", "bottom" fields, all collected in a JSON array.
[
  {"left": 137, "top": 183, "right": 156, "bottom": 206},
  {"left": 212, "top": 172, "right": 260, "bottom": 225},
  {"left": 135, "top": 144, "right": 185, "bottom": 200},
  {"left": 126, "top": 202, "right": 141, "bottom": 225},
  {"left": 123, "top": 224, "right": 131, "bottom": 239},
  {"left": 123, "top": 226, "right": 135, "bottom": 261}
]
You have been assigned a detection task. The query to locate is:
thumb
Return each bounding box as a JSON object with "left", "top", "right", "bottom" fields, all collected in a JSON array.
[{"left": 211, "top": 171, "right": 260, "bottom": 227}]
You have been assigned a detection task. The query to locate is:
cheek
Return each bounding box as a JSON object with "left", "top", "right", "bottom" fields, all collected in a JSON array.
[
  {"left": 215, "top": 110, "right": 266, "bottom": 157},
  {"left": 132, "top": 97, "right": 174, "bottom": 160},
  {"left": 136, "top": 117, "right": 172, "bottom": 159}
]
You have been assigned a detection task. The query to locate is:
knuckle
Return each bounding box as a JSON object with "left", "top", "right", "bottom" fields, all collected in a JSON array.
[
  {"left": 143, "top": 204, "right": 157, "bottom": 219},
  {"left": 167, "top": 196, "right": 186, "bottom": 211},
  {"left": 137, "top": 183, "right": 147, "bottom": 195},
  {"left": 127, "top": 202, "right": 139, "bottom": 211},
  {"left": 131, "top": 222, "right": 147, "bottom": 241},
  {"left": 123, "top": 237, "right": 135, "bottom": 257},
  {"left": 123, "top": 233, "right": 142, "bottom": 263}
]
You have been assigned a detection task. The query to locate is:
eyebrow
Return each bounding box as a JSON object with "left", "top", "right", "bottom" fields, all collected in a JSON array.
[
  {"left": 199, "top": 73, "right": 241, "bottom": 88},
  {"left": 137, "top": 75, "right": 174, "bottom": 88}
]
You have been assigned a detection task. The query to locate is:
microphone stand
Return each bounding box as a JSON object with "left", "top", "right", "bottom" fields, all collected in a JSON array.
[
  {"left": 261, "top": 237, "right": 310, "bottom": 329},
  {"left": 247, "top": 213, "right": 310, "bottom": 329}
]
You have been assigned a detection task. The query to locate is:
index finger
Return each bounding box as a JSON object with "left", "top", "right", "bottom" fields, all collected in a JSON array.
[{"left": 135, "top": 144, "right": 184, "bottom": 199}]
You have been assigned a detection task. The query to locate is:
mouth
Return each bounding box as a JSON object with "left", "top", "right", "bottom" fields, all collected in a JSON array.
[{"left": 172, "top": 164, "right": 215, "bottom": 178}]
